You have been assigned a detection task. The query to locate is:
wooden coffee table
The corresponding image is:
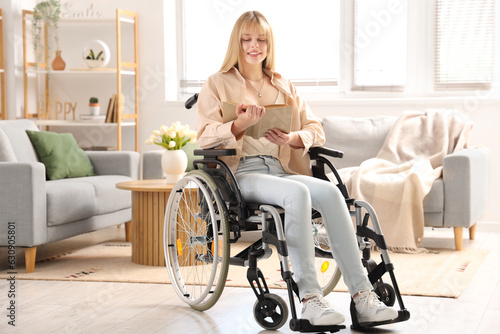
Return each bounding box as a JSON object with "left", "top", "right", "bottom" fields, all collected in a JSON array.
[{"left": 116, "top": 179, "right": 176, "bottom": 266}]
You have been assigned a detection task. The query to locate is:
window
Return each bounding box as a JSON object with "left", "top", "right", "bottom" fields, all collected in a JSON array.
[
  {"left": 434, "top": 0, "right": 495, "bottom": 90},
  {"left": 178, "top": 0, "right": 340, "bottom": 94},
  {"left": 353, "top": 0, "right": 408, "bottom": 91},
  {"left": 172, "top": 0, "right": 499, "bottom": 98}
]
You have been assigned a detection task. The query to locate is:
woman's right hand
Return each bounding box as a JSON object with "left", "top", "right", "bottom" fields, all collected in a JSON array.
[{"left": 231, "top": 103, "right": 265, "bottom": 137}]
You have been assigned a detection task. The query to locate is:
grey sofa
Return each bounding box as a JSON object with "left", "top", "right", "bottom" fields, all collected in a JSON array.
[
  {"left": 322, "top": 113, "right": 488, "bottom": 250},
  {"left": 0, "top": 119, "right": 140, "bottom": 272}
]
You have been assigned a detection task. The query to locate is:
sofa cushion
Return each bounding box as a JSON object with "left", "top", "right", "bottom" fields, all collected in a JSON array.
[
  {"left": 322, "top": 115, "right": 396, "bottom": 169},
  {"left": 423, "top": 178, "right": 445, "bottom": 226},
  {"left": 423, "top": 178, "right": 444, "bottom": 213},
  {"left": 76, "top": 175, "right": 133, "bottom": 215},
  {"left": 0, "top": 119, "right": 39, "bottom": 162},
  {"left": 46, "top": 179, "right": 97, "bottom": 226},
  {"left": 46, "top": 175, "right": 133, "bottom": 226},
  {"left": 0, "top": 128, "right": 17, "bottom": 162},
  {"left": 26, "top": 130, "right": 95, "bottom": 180}
]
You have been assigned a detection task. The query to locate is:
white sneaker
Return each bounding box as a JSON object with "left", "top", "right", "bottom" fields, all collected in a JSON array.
[
  {"left": 301, "top": 293, "right": 345, "bottom": 326},
  {"left": 354, "top": 290, "right": 398, "bottom": 323}
]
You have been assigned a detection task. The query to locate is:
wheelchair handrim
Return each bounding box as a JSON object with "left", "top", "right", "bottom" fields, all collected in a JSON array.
[{"left": 164, "top": 172, "right": 228, "bottom": 307}]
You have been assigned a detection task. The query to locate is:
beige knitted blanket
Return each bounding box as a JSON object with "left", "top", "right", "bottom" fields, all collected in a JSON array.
[{"left": 335, "top": 110, "right": 473, "bottom": 253}]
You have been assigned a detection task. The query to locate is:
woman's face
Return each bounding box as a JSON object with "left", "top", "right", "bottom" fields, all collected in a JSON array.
[{"left": 240, "top": 27, "right": 268, "bottom": 66}]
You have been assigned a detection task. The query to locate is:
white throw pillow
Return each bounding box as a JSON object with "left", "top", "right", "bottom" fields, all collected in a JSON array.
[{"left": 322, "top": 115, "right": 396, "bottom": 169}]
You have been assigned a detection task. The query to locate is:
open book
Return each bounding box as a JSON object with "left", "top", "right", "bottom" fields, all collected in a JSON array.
[{"left": 222, "top": 101, "right": 293, "bottom": 139}]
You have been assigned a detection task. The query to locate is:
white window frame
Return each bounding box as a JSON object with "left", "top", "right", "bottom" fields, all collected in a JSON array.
[{"left": 165, "top": 0, "right": 500, "bottom": 102}]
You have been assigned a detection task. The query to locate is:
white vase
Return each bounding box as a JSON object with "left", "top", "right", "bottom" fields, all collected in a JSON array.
[
  {"left": 89, "top": 105, "right": 100, "bottom": 115},
  {"left": 161, "top": 149, "right": 188, "bottom": 184}
]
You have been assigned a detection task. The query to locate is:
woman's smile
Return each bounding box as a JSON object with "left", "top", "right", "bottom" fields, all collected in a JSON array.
[{"left": 248, "top": 51, "right": 262, "bottom": 57}]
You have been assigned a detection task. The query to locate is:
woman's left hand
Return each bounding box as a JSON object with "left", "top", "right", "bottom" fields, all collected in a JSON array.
[
  {"left": 266, "top": 129, "right": 305, "bottom": 148},
  {"left": 265, "top": 128, "right": 290, "bottom": 145}
]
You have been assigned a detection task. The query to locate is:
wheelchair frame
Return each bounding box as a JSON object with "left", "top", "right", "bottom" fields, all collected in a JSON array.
[{"left": 164, "top": 146, "right": 410, "bottom": 332}]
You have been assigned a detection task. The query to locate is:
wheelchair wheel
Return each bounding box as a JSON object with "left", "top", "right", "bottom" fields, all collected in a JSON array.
[
  {"left": 375, "top": 283, "right": 396, "bottom": 306},
  {"left": 312, "top": 212, "right": 342, "bottom": 296},
  {"left": 253, "top": 293, "right": 289, "bottom": 330},
  {"left": 164, "top": 170, "right": 230, "bottom": 311}
]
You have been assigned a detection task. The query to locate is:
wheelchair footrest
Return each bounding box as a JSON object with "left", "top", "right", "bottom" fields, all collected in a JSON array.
[
  {"left": 350, "top": 307, "right": 411, "bottom": 330},
  {"left": 289, "top": 319, "right": 345, "bottom": 333}
]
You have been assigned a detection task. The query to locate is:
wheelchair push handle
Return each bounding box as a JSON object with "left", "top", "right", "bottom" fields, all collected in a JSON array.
[{"left": 185, "top": 93, "right": 199, "bottom": 109}]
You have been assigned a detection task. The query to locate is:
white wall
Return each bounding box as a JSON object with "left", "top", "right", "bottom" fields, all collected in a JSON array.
[
  {"left": 3, "top": 0, "right": 498, "bottom": 221},
  {"left": 1, "top": 0, "right": 36, "bottom": 119}
]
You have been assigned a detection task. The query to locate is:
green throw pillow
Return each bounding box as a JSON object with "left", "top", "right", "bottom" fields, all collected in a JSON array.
[
  {"left": 26, "top": 130, "right": 95, "bottom": 180},
  {"left": 182, "top": 141, "right": 199, "bottom": 172}
]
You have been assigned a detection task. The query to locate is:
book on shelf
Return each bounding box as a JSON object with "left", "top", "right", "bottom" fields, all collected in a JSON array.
[
  {"left": 105, "top": 93, "right": 125, "bottom": 123},
  {"left": 222, "top": 101, "right": 293, "bottom": 139},
  {"left": 79, "top": 114, "right": 106, "bottom": 123},
  {"left": 105, "top": 94, "right": 116, "bottom": 123}
]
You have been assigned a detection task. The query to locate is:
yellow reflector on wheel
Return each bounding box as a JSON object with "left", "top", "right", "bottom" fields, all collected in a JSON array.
[
  {"left": 320, "top": 261, "right": 329, "bottom": 273},
  {"left": 176, "top": 239, "right": 183, "bottom": 256}
]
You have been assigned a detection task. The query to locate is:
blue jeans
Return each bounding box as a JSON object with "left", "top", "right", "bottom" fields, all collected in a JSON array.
[{"left": 235, "top": 155, "right": 372, "bottom": 299}]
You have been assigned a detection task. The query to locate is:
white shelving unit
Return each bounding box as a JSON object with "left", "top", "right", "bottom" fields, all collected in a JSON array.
[
  {"left": 35, "top": 119, "right": 136, "bottom": 127},
  {"left": 22, "top": 9, "right": 139, "bottom": 151}
]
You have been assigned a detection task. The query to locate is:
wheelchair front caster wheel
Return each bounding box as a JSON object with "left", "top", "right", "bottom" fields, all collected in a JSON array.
[
  {"left": 376, "top": 283, "right": 396, "bottom": 306},
  {"left": 253, "top": 293, "right": 289, "bottom": 330}
]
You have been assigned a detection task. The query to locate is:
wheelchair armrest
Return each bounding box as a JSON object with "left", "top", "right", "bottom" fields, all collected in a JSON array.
[
  {"left": 309, "top": 146, "right": 350, "bottom": 200},
  {"left": 309, "top": 146, "right": 344, "bottom": 159},
  {"left": 193, "top": 148, "right": 237, "bottom": 158}
]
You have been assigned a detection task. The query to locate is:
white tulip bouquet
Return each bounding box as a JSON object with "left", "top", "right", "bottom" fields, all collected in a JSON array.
[{"left": 145, "top": 122, "right": 197, "bottom": 150}]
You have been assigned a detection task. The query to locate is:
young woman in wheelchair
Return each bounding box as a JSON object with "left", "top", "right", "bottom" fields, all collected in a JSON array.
[{"left": 196, "top": 11, "right": 398, "bottom": 327}]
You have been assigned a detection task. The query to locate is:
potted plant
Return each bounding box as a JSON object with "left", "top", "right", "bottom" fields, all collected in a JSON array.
[
  {"left": 82, "top": 39, "right": 111, "bottom": 69},
  {"left": 89, "top": 97, "right": 100, "bottom": 115},
  {"left": 32, "top": 0, "right": 62, "bottom": 68},
  {"left": 85, "top": 49, "right": 104, "bottom": 67}
]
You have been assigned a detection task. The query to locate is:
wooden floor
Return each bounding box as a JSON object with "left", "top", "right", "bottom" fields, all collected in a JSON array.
[{"left": 1, "top": 222, "right": 500, "bottom": 334}]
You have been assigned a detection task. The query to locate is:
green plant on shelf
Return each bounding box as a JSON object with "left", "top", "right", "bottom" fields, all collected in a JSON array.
[
  {"left": 86, "top": 49, "right": 104, "bottom": 61},
  {"left": 32, "top": 0, "right": 61, "bottom": 65}
]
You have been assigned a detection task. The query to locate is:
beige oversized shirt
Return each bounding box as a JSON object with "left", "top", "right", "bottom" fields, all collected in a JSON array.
[{"left": 196, "top": 67, "right": 325, "bottom": 176}]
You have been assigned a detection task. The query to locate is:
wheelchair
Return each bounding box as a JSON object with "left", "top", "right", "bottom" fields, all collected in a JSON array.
[{"left": 164, "top": 97, "right": 410, "bottom": 332}]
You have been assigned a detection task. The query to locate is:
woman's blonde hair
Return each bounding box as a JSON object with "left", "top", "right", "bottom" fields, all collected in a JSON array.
[{"left": 220, "top": 11, "right": 276, "bottom": 72}]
